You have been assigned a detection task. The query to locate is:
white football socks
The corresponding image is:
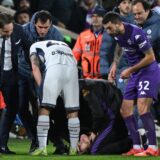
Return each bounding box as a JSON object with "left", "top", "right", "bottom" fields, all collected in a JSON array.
[
  {"left": 68, "top": 117, "right": 80, "bottom": 149},
  {"left": 37, "top": 115, "right": 50, "bottom": 149}
]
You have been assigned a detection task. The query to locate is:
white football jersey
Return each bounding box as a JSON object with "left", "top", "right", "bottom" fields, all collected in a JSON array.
[{"left": 30, "top": 40, "right": 77, "bottom": 70}]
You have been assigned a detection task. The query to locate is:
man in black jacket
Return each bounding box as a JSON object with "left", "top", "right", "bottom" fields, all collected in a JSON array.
[
  {"left": 78, "top": 79, "right": 132, "bottom": 154},
  {"left": 0, "top": 13, "right": 31, "bottom": 154}
]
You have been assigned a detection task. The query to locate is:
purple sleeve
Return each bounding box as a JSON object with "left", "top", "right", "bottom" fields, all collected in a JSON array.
[{"left": 135, "top": 29, "right": 152, "bottom": 53}]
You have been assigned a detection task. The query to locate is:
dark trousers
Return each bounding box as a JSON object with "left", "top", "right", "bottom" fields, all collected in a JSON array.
[
  {"left": 0, "top": 70, "right": 19, "bottom": 147},
  {"left": 18, "top": 76, "right": 38, "bottom": 142}
]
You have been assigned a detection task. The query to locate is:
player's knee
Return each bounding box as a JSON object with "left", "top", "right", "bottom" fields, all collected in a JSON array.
[
  {"left": 67, "top": 111, "right": 78, "bottom": 119},
  {"left": 39, "top": 106, "right": 51, "bottom": 115},
  {"left": 137, "top": 104, "right": 148, "bottom": 115},
  {"left": 137, "top": 99, "right": 151, "bottom": 115},
  {"left": 120, "top": 105, "right": 133, "bottom": 118},
  {"left": 120, "top": 107, "right": 128, "bottom": 117}
]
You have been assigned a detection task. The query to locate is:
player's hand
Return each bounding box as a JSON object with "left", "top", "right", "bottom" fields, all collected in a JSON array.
[
  {"left": 89, "top": 132, "right": 97, "bottom": 142},
  {"left": 108, "top": 62, "right": 117, "bottom": 83},
  {"left": 120, "top": 68, "right": 132, "bottom": 79}
]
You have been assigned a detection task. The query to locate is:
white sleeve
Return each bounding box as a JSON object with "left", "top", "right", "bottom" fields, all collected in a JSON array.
[{"left": 30, "top": 43, "right": 37, "bottom": 57}]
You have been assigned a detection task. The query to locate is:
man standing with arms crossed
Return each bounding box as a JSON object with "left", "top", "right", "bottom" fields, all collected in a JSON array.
[
  {"left": 103, "top": 12, "right": 160, "bottom": 156},
  {"left": 30, "top": 40, "right": 80, "bottom": 156}
]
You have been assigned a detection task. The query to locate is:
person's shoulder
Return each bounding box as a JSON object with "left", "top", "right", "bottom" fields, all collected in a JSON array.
[
  {"left": 13, "top": 23, "right": 23, "bottom": 30},
  {"left": 79, "top": 29, "right": 93, "bottom": 37},
  {"left": 151, "top": 10, "right": 160, "bottom": 19},
  {"left": 22, "top": 22, "right": 30, "bottom": 29},
  {"left": 126, "top": 23, "right": 143, "bottom": 35},
  {"left": 48, "top": 25, "right": 63, "bottom": 39},
  {"left": 123, "top": 23, "right": 140, "bottom": 38},
  {"left": 49, "top": 25, "right": 62, "bottom": 35},
  {"left": 103, "top": 30, "right": 115, "bottom": 40},
  {"left": 50, "top": 25, "right": 59, "bottom": 31},
  {"left": 146, "top": 11, "right": 160, "bottom": 25},
  {"left": 13, "top": 23, "right": 25, "bottom": 36},
  {"left": 124, "top": 22, "right": 140, "bottom": 30}
]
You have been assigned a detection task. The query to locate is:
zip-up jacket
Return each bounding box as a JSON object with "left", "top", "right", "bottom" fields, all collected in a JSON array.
[
  {"left": 142, "top": 11, "right": 160, "bottom": 62},
  {"left": 18, "top": 12, "right": 63, "bottom": 78},
  {"left": 73, "top": 28, "right": 115, "bottom": 79}
]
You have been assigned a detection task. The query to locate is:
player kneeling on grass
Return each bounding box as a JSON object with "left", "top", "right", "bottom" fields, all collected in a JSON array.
[{"left": 29, "top": 40, "right": 80, "bottom": 156}]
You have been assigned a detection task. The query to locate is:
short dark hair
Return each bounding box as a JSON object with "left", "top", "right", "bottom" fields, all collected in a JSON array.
[
  {"left": 34, "top": 10, "right": 52, "bottom": 24},
  {"left": 117, "top": 0, "right": 132, "bottom": 6},
  {"left": 102, "top": 11, "right": 122, "bottom": 24},
  {"left": 0, "top": 13, "right": 14, "bottom": 28},
  {"left": 132, "top": 0, "right": 151, "bottom": 11},
  {"left": 14, "top": 9, "right": 32, "bottom": 23}
]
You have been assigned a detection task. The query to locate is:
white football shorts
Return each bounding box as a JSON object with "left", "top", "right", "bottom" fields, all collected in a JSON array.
[{"left": 40, "top": 64, "right": 79, "bottom": 111}]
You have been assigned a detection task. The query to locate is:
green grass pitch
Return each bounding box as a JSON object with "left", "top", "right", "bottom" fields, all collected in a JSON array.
[{"left": 1, "top": 138, "right": 160, "bottom": 160}]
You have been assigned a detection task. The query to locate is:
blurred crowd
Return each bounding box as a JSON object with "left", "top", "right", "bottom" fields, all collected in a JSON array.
[{"left": 0, "top": 0, "right": 157, "bottom": 32}]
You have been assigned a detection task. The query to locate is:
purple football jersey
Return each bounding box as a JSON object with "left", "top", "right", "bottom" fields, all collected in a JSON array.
[
  {"left": 115, "top": 23, "right": 153, "bottom": 67},
  {"left": 115, "top": 23, "right": 160, "bottom": 100}
]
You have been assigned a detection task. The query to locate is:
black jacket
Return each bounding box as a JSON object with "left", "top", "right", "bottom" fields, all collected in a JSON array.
[
  {"left": 79, "top": 79, "right": 127, "bottom": 134},
  {"left": 10, "top": 23, "right": 31, "bottom": 72}
]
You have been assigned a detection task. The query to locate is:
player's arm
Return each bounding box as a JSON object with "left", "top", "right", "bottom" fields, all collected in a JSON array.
[
  {"left": 108, "top": 44, "right": 122, "bottom": 82},
  {"left": 113, "top": 44, "right": 122, "bottom": 65},
  {"left": 120, "top": 48, "right": 155, "bottom": 79},
  {"left": 128, "top": 48, "right": 155, "bottom": 72},
  {"left": 30, "top": 54, "right": 42, "bottom": 86}
]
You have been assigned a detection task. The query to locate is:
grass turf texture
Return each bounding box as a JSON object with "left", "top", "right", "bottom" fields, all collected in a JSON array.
[{"left": 1, "top": 138, "right": 160, "bottom": 160}]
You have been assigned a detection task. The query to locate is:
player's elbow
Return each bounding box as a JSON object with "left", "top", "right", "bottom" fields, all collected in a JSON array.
[
  {"left": 145, "top": 52, "right": 155, "bottom": 64},
  {"left": 31, "top": 64, "right": 39, "bottom": 73},
  {"left": 149, "top": 53, "right": 155, "bottom": 63}
]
